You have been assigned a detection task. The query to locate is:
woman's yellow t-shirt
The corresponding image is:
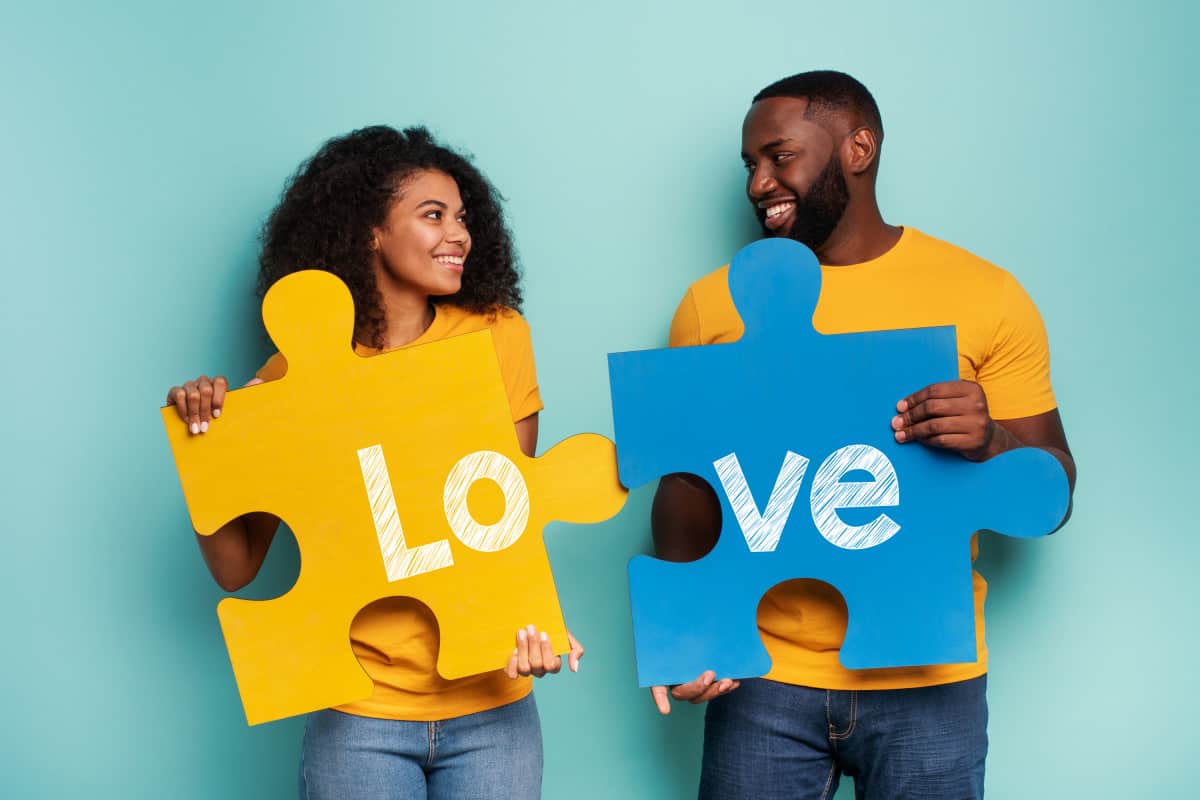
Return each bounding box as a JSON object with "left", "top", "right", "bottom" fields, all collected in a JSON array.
[
  {"left": 256, "top": 303, "right": 543, "bottom": 720},
  {"left": 669, "top": 227, "right": 1057, "bottom": 690}
]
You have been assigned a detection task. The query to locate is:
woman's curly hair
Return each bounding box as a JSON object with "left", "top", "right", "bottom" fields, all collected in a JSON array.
[{"left": 257, "top": 125, "right": 522, "bottom": 348}]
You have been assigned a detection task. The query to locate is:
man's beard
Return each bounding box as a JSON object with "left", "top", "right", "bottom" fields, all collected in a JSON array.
[{"left": 780, "top": 156, "right": 850, "bottom": 250}]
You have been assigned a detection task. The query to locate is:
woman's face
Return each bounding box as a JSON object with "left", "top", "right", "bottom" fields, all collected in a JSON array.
[{"left": 371, "top": 169, "right": 470, "bottom": 298}]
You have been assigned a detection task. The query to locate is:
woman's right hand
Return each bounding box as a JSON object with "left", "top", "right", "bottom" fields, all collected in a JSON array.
[
  {"left": 166, "top": 375, "right": 261, "bottom": 435},
  {"left": 166, "top": 373, "right": 277, "bottom": 590}
]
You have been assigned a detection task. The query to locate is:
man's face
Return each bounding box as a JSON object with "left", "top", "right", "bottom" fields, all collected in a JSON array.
[{"left": 741, "top": 97, "right": 850, "bottom": 250}]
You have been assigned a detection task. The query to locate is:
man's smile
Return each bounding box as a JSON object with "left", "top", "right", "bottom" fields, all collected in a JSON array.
[{"left": 760, "top": 198, "right": 796, "bottom": 232}]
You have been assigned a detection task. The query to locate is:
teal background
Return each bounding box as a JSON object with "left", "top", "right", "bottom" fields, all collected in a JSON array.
[{"left": 1, "top": 1, "right": 1195, "bottom": 797}]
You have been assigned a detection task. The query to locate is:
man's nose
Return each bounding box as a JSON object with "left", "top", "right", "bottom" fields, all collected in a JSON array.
[{"left": 749, "top": 168, "right": 778, "bottom": 200}]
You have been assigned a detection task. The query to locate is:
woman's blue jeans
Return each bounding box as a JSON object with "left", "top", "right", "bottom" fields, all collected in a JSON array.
[
  {"left": 700, "top": 676, "right": 988, "bottom": 800},
  {"left": 299, "top": 694, "right": 542, "bottom": 799}
]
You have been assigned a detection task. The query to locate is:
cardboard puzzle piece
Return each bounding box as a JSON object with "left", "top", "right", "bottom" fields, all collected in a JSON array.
[
  {"left": 164, "top": 271, "right": 626, "bottom": 724},
  {"left": 608, "top": 239, "right": 1069, "bottom": 688}
]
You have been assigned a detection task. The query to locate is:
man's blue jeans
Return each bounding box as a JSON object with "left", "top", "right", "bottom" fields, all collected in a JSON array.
[
  {"left": 299, "top": 694, "right": 542, "bottom": 799},
  {"left": 700, "top": 676, "right": 988, "bottom": 800}
]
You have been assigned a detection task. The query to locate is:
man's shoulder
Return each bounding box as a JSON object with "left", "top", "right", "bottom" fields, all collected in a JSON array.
[
  {"left": 667, "top": 263, "right": 743, "bottom": 346},
  {"left": 685, "top": 263, "right": 735, "bottom": 311},
  {"left": 903, "top": 227, "right": 1012, "bottom": 286}
]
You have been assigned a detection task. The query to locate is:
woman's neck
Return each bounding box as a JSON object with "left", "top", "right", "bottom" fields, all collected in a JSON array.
[{"left": 372, "top": 282, "right": 436, "bottom": 350}]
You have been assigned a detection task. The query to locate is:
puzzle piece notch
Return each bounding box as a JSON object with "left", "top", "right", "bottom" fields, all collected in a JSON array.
[
  {"left": 608, "top": 239, "right": 1069, "bottom": 687},
  {"left": 164, "top": 270, "right": 627, "bottom": 724},
  {"left": 262, "top": 269, "right": 356, "bottom": 373},
  {"left": 725, "top": 235, "right": 823, "bottom": 347}
]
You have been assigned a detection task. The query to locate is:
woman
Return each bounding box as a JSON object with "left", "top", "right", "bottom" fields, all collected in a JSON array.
[{"left": 166, "top": 125, "right": 578, "bottom": 798}]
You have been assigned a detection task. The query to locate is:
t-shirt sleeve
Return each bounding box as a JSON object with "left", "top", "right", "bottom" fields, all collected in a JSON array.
[
  {"left": 976, "top": 272, "right": 1057, "bottom": 419},
  {"left": 491, "top": 311, "right": 543, "bottom": 422},
  {"left": 255, "top": 352, "right": 288, "bottom": 383},
  {"left": 668, "top": 288, "right": 702, "bottom": 348}
]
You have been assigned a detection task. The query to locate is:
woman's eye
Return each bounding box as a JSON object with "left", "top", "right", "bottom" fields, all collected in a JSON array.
[{"left": 425, "top": 210, "right": 442, "bottom": 220}]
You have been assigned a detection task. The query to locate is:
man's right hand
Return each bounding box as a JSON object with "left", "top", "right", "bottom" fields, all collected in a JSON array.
[{"left": 650, "top": 670, "right": 740, "bottom": 715}]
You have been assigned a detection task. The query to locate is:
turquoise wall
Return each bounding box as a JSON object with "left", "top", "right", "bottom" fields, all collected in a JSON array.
[{"left": 2, "top": 1, "right": 1195, "bottom": 797}]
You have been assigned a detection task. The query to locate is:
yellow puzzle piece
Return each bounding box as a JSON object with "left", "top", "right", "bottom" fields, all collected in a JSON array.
[{"left": 162, "top": 271, "right": 627, "bottom": 725}]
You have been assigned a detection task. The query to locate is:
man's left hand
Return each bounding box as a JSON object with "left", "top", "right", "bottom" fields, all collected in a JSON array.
[{"left": 892, "top": 380, "right": 995, "bottom": 461}]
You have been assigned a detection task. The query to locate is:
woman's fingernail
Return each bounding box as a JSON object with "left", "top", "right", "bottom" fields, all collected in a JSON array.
[
  {"left": 517, "top": 629, "right": 526, "bottom": 641},
  {"left": 570, "top": 659, "right": 579, "bottom": 673},
  {"left": 189, "top": 422, "right": 199, "bottom": 435},
  {"left": 512, "top": 648, "right": 519, "bottom": 656},
  {"left": 200, "top": 421, "right": 209, "bottom": 433},
  {"left": 540, "top": 631, "right": 548, "bottom": 642},
  {"left": 212, "top": 408, "right": 221, "bottom": 418}
]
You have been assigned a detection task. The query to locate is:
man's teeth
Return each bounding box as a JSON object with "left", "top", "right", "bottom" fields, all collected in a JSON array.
[
  {"left": 435, "top": 256, "right": 464, "bottom": 265},
  {"left": 765, "top": 202, "right": 795, "bottom": 219}
]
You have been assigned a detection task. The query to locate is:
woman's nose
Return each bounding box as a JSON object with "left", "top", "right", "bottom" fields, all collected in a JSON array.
[{"left": 446, "top": 219, "right": 469, "bottom": 244}]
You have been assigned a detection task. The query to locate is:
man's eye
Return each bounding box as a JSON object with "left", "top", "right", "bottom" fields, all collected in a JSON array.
[
  {"left": 772, "top": 152, "right": 792, "bottom": 163},
  {"left": 744, "top": 162, "right": 756, "bottom": 173}
]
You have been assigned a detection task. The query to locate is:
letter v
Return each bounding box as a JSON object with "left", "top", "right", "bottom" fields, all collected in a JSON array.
[{"left": 713, "top": 451, "right": 809, "bottom": 553}]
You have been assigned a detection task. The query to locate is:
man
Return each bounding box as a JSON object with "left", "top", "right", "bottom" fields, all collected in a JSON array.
[{"left": 650, "top": 70, "right": 1076, "bottom": 799}]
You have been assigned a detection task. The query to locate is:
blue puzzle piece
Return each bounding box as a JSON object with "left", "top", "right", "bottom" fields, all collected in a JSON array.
[{"left": 608, "top": 239, "right": 1069, "bottom": 688}]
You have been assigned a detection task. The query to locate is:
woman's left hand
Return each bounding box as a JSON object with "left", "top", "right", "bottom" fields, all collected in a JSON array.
[{"left": 504, "top": 625, "right": 584, "bottom": 678}]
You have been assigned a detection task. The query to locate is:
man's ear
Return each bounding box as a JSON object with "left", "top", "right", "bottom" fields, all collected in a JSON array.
[{"left": 843, "top": 126, "right": 880, "bottom": 176}]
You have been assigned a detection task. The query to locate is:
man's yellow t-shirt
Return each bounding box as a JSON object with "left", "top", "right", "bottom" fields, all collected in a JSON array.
[
  {"left": 256, "top": 303, "right": 543, "bottom": 720},
  {"left": 669, "top": 227, "right": 1056, "bottom": 690}
]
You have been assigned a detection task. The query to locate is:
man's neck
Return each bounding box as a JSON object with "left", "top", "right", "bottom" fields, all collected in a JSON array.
[{"left": 816, "top": 202, "right": 903, "bottom": 267}]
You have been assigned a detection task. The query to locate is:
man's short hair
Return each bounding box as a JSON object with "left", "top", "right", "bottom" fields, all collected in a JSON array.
[{"left": 753, "top": 70, "right": 883, "bottom": 140}]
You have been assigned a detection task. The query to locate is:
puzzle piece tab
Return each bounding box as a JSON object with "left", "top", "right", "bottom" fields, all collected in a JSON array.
[
  {"left": 164, "top": 271, "right": 626, "bottom": 724},
  {"left": 608, "top": 240, "right": 1068, "bottom": 688}
]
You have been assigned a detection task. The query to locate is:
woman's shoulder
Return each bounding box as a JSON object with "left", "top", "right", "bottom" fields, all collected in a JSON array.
[
  {"left": 436, "top": 305, "right": 533, "bottom": 368},
  {"left": 436, "top": 303, "right": 529, "bottom": 337}
]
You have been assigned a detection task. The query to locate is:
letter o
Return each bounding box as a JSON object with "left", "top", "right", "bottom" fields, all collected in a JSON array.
[{"left": 443, "top": 450, "right": 530, "bottom": 552}]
